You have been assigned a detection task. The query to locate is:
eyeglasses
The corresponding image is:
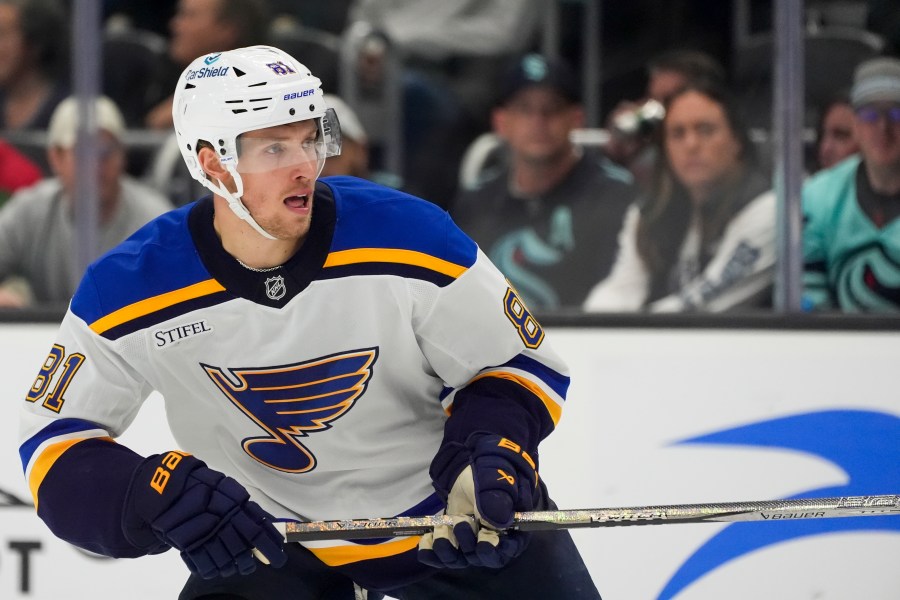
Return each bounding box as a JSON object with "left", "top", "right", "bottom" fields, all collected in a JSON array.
[{"left": 855, "top": 105, "right": 900, "bottom": 125}]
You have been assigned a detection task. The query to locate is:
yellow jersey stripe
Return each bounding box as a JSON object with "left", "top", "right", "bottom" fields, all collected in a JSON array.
[
  {"left": 89, "top": 279, "right": 226, "bottom": 334},
  {"left": 324, "top": 248, "right": 467, "bottom": 279},
  {"left": 29, "top": 436, "right": 115, "bottom": 509},
  {"left": 307, "top": 535, "right": 421, "bottom": 566},
  {"left": 466, "top": 371, "right": 563, "bottom": 426}
]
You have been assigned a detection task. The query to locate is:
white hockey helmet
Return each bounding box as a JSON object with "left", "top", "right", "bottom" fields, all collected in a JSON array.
[{"left": 172, "top": 45, "right": 341, "bottom": 239}]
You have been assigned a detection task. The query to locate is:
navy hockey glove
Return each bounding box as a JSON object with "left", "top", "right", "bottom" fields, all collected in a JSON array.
[
  {"left": 419, "top": 434, "right": 539, "bottom": 569},
  {"left": 122, "top": 451, "right": 287, "bottom": 579}
]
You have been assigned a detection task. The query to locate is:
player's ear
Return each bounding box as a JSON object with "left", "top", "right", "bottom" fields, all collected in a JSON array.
[{"left": 197, "top": 144, "right": 228, "bottom": 181}]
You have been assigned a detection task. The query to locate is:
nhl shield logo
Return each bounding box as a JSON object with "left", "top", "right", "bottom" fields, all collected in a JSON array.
[{"left": 265, "top": 275, "right": 286, "bottom": 300}]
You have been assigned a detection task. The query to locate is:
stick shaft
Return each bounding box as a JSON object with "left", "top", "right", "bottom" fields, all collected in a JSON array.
[{"left": 278, "top": 494, "right": 900, "bottom": 541}]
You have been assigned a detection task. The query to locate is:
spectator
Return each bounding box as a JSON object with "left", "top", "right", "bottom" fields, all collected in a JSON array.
[
  {"left": 346, "top": 0, "right": 542, "bottom": 208},
  {"left": 0, "top": 95, "right": 170, "bottom": 307},
  {"left": 0, "top": 0, "right": 69, "bottom": 130},
  {"left": 143, "top": 0, "right": 270, "bottom": 130},
  {"left": 802, "top": 57, "right": 900, "bottom": 312},
  {"left": 814, "top": 90, "right": 860, "bottom": 172},
  {"left": 348, "top": 0, "right": 540, "bottom": 122},
  {"left": 321, "top": 93, "right": 402, "bottom": 192},
  {"left": 604, "top": 49, "right": 726, "bottom": 192},
  {"left": 0, "top": 137, "right": 41, "bottom": 206},
  {"left": 583, "top": 80, "right": 776, "bottom": 313},
  {"left": 320, "top": 94, "right": 370, "bottom": 179},
  {"left": 452, "top": 53, "right": 637, "bottom": 310}
]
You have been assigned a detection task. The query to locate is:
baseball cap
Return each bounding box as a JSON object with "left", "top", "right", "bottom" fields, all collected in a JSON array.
[
  {"left": 47, "top": 95, "right": 126, "bottom": 148},
  {"left": 850, "top": 57, "right": 900, "bottom": 108},
  {"left": 496, "top": 53, "right": 581, "bottom": 107}
]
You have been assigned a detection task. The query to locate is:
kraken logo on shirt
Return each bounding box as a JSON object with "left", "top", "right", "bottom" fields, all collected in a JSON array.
[{"left": 202, "top": 348, "right": 378, "bottom": 473}]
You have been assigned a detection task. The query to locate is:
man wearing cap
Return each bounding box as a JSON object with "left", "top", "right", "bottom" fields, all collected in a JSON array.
[
  {"left": 451, "top": 53, "right": 638, "bottom": 310},
  {"left": 802, "top": 56, "right": 900, "bottom": 312},
  {"left": 0, "top": 95, "right": 170, "bottom": 307}
]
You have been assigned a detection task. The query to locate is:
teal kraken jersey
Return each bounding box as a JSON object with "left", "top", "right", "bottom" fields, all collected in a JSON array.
[
  {"left": 803, "top": 156, "right": 900, "bottom": 312},
  {"left": 19, "top": 176, "right": 569, "bottom": 579}
]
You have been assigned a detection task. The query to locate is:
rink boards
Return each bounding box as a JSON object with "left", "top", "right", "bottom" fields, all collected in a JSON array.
[{"left": 2, "top": 322, "right": 898, "bottom": 599}]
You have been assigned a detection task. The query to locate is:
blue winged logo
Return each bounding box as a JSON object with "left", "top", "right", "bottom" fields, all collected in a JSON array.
[
  {"left": 202, "top": 348, "right": 378, "bottom": 473},
  {"left": 657, "top": 410, "right": 900, "bottom": 599}
]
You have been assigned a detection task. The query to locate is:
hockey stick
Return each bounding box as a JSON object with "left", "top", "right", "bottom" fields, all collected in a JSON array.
[{"left": 274, "top": 494, "right": 900, "bottom": 542}]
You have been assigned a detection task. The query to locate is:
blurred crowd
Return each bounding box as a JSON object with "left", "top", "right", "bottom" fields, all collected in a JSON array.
[{"left": 1, "top": 0, "right": 899, "bottom": 314}]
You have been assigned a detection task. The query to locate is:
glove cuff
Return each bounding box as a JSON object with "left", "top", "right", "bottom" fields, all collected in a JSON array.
[
  {"left": 121, "top": 451, "right": 204, "bottom": 550},
  {"left": 428, "top": 440, "right": 471, "bottom": 501}
]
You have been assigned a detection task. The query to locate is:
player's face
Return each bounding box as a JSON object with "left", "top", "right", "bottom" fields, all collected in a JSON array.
[
  {"left": 235, "top": 120, "right": 321, "bottom": 241},
  {"left": 664, "top": 90, "right": 743, "bottom": 203},
  {"left": 818, "top": 103, "right": 859, "bottom": 170},
  {"left": 853, "top": 102, "right": 900, "bottom": 171},
  {"left": 494, "top": 87, "right": 583, "bottom": 165}
]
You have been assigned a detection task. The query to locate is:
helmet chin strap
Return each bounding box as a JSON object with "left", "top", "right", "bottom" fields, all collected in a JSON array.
[{"left": 214, "top": 165, "right": 277, "bottom": 241}]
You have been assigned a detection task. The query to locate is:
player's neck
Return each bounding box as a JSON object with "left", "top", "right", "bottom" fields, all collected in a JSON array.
[{"left": 212, "top": 201, "right": 302, "bottom": 270}]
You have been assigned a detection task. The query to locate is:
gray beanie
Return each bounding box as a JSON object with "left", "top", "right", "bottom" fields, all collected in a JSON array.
[{"left": 850, "top": 57, "right": 900, "bottom": 108}]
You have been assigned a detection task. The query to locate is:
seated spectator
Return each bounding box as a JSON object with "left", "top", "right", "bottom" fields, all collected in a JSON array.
[
  {"left": 0, "top": 95, "right": 170, "bottom": 307},
  {"left": 321, "top": 94, "right": 370, "bottom": 179},
  {"left": 604, "top": 49, "right": 726, "bottom": 192},
  {"left": 0, "top": 138, "right": 41, "bottom": 206},
  {"left": 143, "top": 0, "right": 270, "bottom": 130},
  {"left": 348, "top": 0, "right": 540, "bottom": 124},
  {"left": 0, "top": 0, "right": 69, "bottom": 130},
  {"left": 814, "top": 90, "right": 860, "bottom": 172},
  {"left": 583, "top": 81, "right": 776, "bottom": 313},
  {"left": 321, "top": 93, "right": 401, "bottom": 189},
  {"left": 346, "top": 0, "right": 542, "bottom": 208},
  {"left": 802, "top": 56, "right": 900, "bottom": 312},
  {"left": 452, "top": 53, "right": 637, "bottom": 310}
]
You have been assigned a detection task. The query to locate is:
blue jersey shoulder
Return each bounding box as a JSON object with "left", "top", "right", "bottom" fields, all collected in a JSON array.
[
  {"left": 321, "top": 176, "right": 477, "bottom": 269},
  {"left": 71, "top": 204, "right": 214, "bottom": 327}
]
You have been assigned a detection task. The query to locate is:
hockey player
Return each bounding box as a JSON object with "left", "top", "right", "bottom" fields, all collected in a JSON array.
[{"left": 18, "top": 46, "right": 600, "bottom": 599}]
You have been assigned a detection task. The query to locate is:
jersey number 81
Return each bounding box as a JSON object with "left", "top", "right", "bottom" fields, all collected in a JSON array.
[{"left": 26, "top": 344, "right": 85, "bottom": 413}]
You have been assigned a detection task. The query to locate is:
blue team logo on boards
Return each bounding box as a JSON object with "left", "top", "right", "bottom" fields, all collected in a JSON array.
[
  {"left": 657, "top": 410, "right": 900, "bottom": 599},
  {"left": 202, "top": 348, "right": 378, "bottom": 473}
]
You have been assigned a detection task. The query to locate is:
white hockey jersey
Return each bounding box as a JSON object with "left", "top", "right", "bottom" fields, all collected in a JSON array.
[{"left": 18, "top": 176, "right": 569, "bottom": 583}]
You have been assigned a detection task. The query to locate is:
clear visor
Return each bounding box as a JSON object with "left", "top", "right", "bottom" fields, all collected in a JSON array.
[{"left": 235, "top": 108, "right": 342, "bottom": 177}]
